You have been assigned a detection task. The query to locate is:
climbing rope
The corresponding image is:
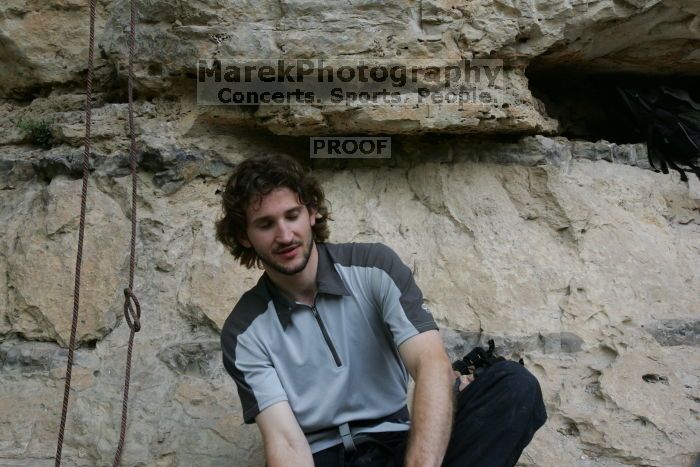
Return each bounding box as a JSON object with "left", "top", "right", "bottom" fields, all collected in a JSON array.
[{"left": 54, "top": 0, "right": 141, "bottom": 465}]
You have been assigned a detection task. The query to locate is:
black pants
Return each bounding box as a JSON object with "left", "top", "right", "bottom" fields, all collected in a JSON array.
[{"left": 312, "top": 361, "right": 547, "bottom": 467}]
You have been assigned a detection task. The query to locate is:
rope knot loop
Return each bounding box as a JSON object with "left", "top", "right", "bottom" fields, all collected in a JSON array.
[{"left": 123, "top": 288, "right": 141, "bottom": 332}]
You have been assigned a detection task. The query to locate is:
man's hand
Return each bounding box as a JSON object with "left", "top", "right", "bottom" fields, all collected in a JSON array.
[
  {"left": 255, "top": 401, "right": 315, "bottom": 467},
  {"left": 454, "top": 370, "right": 474, "bottom": 392},
  {"left": 399, "top": 330, "right": 455, "bottom": 467}
]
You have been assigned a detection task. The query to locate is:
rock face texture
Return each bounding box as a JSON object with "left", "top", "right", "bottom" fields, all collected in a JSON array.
[{"left": 1, "top": 1, "right": 699, "bottom": 467}]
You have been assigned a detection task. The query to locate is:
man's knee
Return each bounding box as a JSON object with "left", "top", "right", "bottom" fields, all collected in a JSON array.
[
  {"left": 459, "top": 360, "right": 544, "bottom": 414},
  {"left": 497, "top": 361, "right": 540, "bottom": 395},
  {"left": 490, "top": 360, "right": 547, "bottom": 424},
  {"left": 447, "top": 360, "right": 547, "bottom": 465}
]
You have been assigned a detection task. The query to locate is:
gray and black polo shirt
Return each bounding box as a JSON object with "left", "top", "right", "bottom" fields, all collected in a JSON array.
[{"left": 220, "top": 242, "right": 438, "bottom": 453}]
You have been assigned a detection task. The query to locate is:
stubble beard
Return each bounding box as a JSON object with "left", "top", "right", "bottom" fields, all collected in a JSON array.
[{"left": 258, "top": 236, "right": 314, "bottom": 276}]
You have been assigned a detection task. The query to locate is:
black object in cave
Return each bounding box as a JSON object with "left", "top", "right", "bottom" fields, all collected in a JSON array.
[
  {"left": 618, "top": 86, "right": 700, "bottom": 182},
  {"left": 526, "top": 68, "right": 700, "bottom": 181}
]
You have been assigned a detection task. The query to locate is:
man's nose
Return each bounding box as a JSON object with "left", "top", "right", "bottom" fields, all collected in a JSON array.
[{"left": 275, "top": 221, "right": 294, "bottom": 243}]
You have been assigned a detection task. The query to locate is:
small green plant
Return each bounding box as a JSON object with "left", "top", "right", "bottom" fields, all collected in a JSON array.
[{"left": 17, "top": 118, "right": 54, "bottom": 149}]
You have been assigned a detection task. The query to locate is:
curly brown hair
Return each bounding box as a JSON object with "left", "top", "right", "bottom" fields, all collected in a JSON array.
[{"left": 215, "top": 154, "right": 331, "bottom": 269}]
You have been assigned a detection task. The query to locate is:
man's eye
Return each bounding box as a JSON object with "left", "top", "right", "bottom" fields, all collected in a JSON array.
[
  {"left": 287, "top": 213, "right": 299, "bottom": 220},
  {"left": 258, "top": 222, "right": 272, "bottom": 229}
]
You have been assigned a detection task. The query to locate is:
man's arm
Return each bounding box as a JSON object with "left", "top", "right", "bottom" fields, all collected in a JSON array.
[
  {"left": 399, "top": 330, "right": 455, "bottom": 467},
  {"left": 255, "top": 401, "right": 315, "bottom": 467}
]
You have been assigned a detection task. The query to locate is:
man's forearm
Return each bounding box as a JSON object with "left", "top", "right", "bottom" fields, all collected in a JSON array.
[
  {"left": 264, "top": 438, "right": 315, "bottom": 467},
  {"left": 404, "top": 358, "right": 455, "bottom": 467}
]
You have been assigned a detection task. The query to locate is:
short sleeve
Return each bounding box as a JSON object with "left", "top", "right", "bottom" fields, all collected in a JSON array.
[
  {"left": 369, "top": 243, "right": 439, "bottom": 347},
  {"left": 221, "top": 318, "right": 288, "bottom": 424}
]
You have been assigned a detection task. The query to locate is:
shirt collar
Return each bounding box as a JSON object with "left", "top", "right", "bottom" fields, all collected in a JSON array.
[{"left": 263, "top": 243, "right": 351, "bottom": 329}]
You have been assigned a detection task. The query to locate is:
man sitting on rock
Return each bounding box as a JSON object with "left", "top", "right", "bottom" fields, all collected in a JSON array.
[{"left": 216, "top": 154, "right": 547, "bottom": 467}]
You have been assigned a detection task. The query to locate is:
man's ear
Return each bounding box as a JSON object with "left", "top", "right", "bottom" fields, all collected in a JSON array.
[{"left": 308, "top": 207, "right": 318, "bottom": 227}]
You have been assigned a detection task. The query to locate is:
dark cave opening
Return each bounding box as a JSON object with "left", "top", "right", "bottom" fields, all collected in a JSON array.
[{"left": 525, "top": 64, "right": 700, "bottom": 144}]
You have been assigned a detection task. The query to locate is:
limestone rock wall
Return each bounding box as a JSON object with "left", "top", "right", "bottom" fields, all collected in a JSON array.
[{"left": 1, "top": 1, "right": 699, "bottom": 466}]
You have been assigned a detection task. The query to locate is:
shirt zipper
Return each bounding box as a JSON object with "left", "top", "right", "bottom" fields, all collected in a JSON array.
[{"left": 311, "top": 305, "right": 342, "bottom": 367}]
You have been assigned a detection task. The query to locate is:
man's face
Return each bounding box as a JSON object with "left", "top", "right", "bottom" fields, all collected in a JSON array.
[{"left": 241, "top": 187, "right": 317, "bottom": 276}]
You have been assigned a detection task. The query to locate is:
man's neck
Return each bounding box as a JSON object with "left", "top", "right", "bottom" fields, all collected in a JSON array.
[{"left": 265, "top": 242, "right": 319, "bottom": 307}]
